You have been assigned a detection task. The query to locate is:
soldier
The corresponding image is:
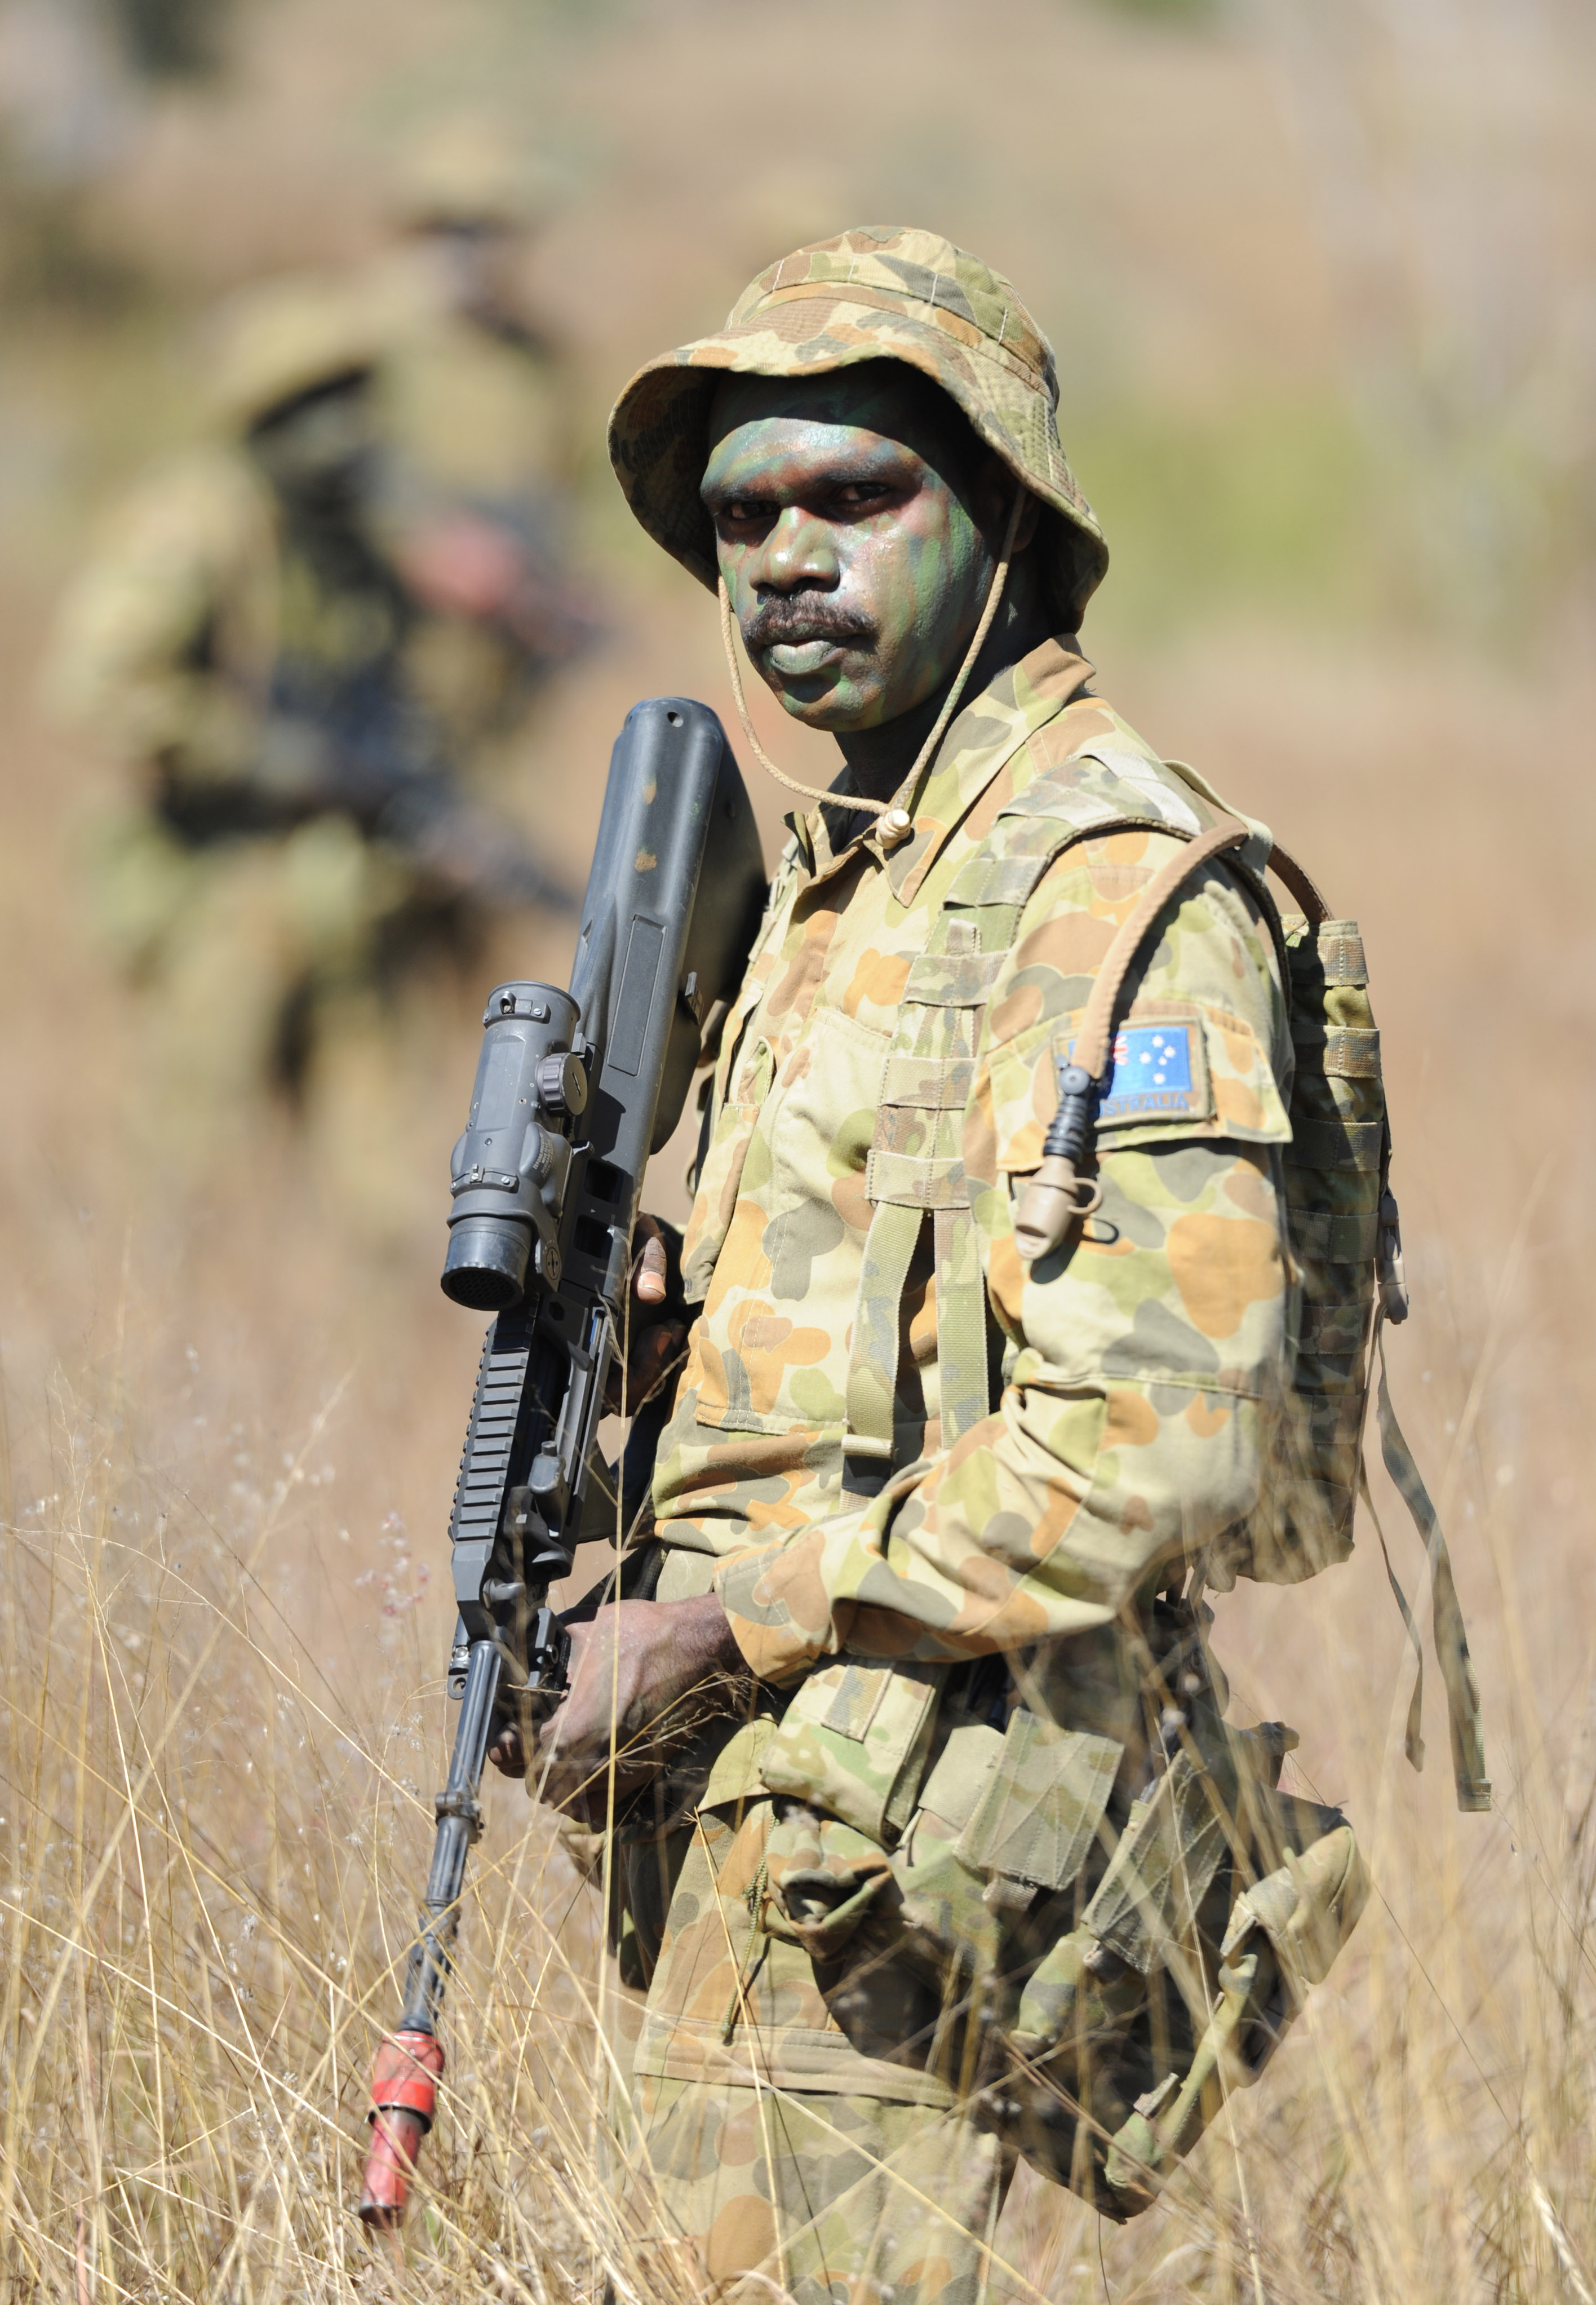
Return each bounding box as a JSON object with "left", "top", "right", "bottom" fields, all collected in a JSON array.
[
  {"left": 48, "top": 269, "right": 571, "bottom": 1213},
  {"left": 367, "top": 116, "right": 590, "bottom": 721},
  {"left": 493, "top": 229, "right": 1391, "bottom": 2299}
]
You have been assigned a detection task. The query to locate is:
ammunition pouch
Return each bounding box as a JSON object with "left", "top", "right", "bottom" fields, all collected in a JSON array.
[{"left": 750, "top": 1613, "right": 1369, "bottom": 2221}]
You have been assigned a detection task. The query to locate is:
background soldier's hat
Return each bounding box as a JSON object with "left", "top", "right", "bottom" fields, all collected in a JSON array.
[
  {"left": 608, "top": 224, "right": 1109, "bottom": 631},
  {"left": 390, "top": 114, "right": 560, "bottom": 232}
]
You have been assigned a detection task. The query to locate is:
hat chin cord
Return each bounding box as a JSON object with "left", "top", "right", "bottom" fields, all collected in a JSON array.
[{"left": 717, "top": 488, "right": 1027, "bottom": 830}]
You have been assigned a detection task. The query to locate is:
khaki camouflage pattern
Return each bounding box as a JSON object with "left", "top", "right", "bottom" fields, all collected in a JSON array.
[
  {"left": 608, "top": 225, "right": 1109, "bottom": 631},
  {"left": 619, "top": 1798, "right": 1009, "bottom": 2305},
  {"left": 45, "top": 335, "right": 544, "bottom": 1218},
  {"left": 389, "top": 113, "right": 560, "bottom": 232},
  {"left": 47, "top": 446, "right": 539, "bottom": 788},
  {"left": 47, "top": 445, "right": 280, "bottom": 779},
  {"left": 203, "top": 271, "right": 387, "bottom": 430},
  {"left": 367, "top": 244, "right": 575, "bottom": 514},
  {"left": 604, "top": 225, "right": 1390, "bottom": 2274},
  {"left": 611, "top": 634, "right": 1354, "bottom": 2264},
  {"left": 645, "top": 634, "right": 1296, "bottom": 1683},
  {"left": 618, "top": 1692, "right": 1368, "bottom": 2260},
  {"left": 46, "top": 441, "right": 442, "bottom": 1197}
]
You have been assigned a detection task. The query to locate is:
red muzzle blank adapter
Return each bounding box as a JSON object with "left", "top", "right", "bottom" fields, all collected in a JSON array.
[{"left": 358, "top": 2029, "right": 445, "bottom": 2228}]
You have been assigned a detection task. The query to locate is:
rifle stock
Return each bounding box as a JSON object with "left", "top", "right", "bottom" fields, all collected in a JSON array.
[{"left": 357, "top": 698, "right": 764, "bottom": 2228}]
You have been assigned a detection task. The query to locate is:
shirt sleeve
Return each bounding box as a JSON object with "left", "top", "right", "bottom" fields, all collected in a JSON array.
[
  {"left": 713, "top": 826, "right": 1297, "bottom": 1681},
  {"left": 44, "top": 456, "right": 267, "bottom": 786}
]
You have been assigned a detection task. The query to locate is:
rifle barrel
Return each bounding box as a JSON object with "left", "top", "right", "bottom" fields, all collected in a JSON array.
[{"left": 357, "top": 1639, "right": 502, "bottom": 2227}]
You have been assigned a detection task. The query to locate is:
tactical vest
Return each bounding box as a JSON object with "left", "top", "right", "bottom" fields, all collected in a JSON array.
[
  {"left": 819, "top": 732, "right": 1486, "bottom": 1809},
  {"left": 751, "top": 731, "right": 1486, "bottom": 2209}
]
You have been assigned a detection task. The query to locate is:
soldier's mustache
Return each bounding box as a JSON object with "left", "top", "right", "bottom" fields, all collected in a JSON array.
[{"left": 742, "top": 598, "right": 875, "bottom": 653}]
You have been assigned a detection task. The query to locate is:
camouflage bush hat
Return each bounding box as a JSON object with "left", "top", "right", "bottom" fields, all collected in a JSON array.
[{"left": 608, "top": 225, "right": 1109, "bottom": 630}]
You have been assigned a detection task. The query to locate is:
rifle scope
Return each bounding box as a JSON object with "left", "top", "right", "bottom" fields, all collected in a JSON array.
[{"left": 441, "top": 984, "right": 584, "bottom": 1309}]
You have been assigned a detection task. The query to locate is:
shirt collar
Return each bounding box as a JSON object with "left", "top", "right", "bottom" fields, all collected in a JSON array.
[{"left": 781, "top": 636, "right": 1094, "bottom": 901}]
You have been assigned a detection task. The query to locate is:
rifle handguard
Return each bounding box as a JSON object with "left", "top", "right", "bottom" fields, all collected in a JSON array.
[
  {"left": 1013, "top": 1063, "right": 1103, "bottom": 1263},
  {"left": 358, "top": 2029, "right": 444, "bottom": 2230}
]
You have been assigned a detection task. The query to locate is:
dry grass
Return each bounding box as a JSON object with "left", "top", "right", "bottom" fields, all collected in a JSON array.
[
  {"left": 2, "top": 2, "right": 1595, "bottom": 2297},
  {"left": 2, "top": 1089, "right": 1594, "bottom": 2305}
]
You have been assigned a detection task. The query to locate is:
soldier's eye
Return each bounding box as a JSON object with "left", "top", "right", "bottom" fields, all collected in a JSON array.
[{"left": 834, "top": 484, "right": 890, "bottom": 511}]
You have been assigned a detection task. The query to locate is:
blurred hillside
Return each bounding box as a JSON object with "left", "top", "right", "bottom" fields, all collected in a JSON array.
[{"left": 1, "top": 2, "right": 1595, "bottom": 2298}]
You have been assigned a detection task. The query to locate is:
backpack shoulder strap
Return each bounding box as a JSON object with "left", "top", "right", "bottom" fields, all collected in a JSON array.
[{"left": 1010, "top": 812, "right": 1253, "bottom": 1259}]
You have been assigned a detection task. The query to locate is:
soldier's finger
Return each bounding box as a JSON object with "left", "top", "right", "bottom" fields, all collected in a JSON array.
[{"left": 633, "top": 1224, "right": 669, "bottom": 1304}]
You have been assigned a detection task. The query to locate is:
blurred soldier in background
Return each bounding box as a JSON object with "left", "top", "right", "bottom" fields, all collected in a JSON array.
[
  {"left": 366, "top": 115, "right": 590, "bottom": 743},
  {"left": 46, "top": 266, "right": 578, "bottom": 1228}
]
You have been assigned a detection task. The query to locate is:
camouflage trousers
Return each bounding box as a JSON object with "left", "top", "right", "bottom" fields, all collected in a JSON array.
[
  {"left": 601, "top": 1678, "right": 1368, "bottom": 2291},
  {"left": 614, "top": 1801, "right": 1013, "bottom": 2305}
]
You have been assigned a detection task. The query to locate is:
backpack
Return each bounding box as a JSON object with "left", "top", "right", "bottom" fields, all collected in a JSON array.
[{"left": 1008, "top": 764, "right": 1487, "bottom": 1810}]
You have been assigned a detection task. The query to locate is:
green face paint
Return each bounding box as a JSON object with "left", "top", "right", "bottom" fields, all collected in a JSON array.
[{"left": 702, "top": 366, "right": 1002, "bottom": 736}]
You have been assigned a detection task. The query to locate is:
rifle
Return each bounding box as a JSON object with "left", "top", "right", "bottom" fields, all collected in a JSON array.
[
  {"left": 265, "top": 658, "right": 579, "bottom": 912},
  {"left": 356, "top": 697, "right": 766, "bottom": 2229}
]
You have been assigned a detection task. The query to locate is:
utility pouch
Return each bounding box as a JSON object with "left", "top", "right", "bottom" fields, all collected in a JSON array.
[
  {"left": 955, "top": 1713, "right": 1120, "bottom": 1898},
  {"left": 759, "top": 1658, "right": 945, "bottom": 1843},
  {"left": 1080, "top": 1720, "right": 1289, "bottom": 1975},
  {"left": 761, "top": 1803, "right": 895, "bottom": 1962}
]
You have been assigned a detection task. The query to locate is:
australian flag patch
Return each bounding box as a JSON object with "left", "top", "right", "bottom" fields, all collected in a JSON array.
[{"left": 1076, "top": 1023, "right": 1202, "bottom": 1120}]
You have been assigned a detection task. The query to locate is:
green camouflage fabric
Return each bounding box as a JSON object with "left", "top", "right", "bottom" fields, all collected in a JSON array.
[
  {"left": 47, "top": 440, "right": 537, "bottom": 792},
  {"left": 619, "top": 1738, "right": 1368, "bottom": 2269},
  {"left": 608, "top": 224, "right": 1109, "bottom": 631},
  {"left": 595, "top": 228, "right": 1404, "bottom": 2280},
  {"left": 643, "top": 633, "right": 1295, "bottom": 1682},
  {"left": 204, "top": 271, "right": 386, "bottom": 430},
  {"left": 47, "top": 444, "right": 280, "bottom": 784},
  {"left": 608, "top": 636, "right": 1332, "bottom": 2266}
]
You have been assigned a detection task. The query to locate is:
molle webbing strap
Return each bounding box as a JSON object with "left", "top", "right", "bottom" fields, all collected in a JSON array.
[
  {"left": 844, "top": 1198, "right": 923, "bottom": 1459},
  {"left": 848, "top": 776, "right": 1227, "bottom": 1461},
  {"left": 933, "top": 1204, "right": 988, "bottom": 1447}
]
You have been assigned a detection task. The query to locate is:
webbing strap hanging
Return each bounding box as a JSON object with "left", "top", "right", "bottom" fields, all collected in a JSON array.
[
  {"left": 933, "top": 1204, "right": 989, "bottom": 1447},
  {"left": 1358, "top": 1465, "right": 1427, "bottom": 1772},
  {"left": 1369, "top": 1316, "right": 1492, "bottom": 1812},
  {"left": 844, "top": 1200, "right": 924, "bottom": 1459}
]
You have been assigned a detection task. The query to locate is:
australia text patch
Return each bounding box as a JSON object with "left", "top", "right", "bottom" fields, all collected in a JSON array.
[{"left": 1070, "top": 1023, "right": 1203, "bottom": 1120}]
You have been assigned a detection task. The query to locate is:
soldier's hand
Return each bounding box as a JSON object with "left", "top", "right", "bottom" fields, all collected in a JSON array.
[
  {"left": 530, "top": 1594, "right": 751, "bottom": 1822},
  {"left": 605, "top": 1213, "right": 688, "bottom": 1415},
  {"left": 398, "top": 512, "right": 527, "bottom": 620}
]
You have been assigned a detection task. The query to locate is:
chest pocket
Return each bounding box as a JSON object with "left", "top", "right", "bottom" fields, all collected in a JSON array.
[{"left": 694, "top": 1005, "right": 889, "bottom": 1434}]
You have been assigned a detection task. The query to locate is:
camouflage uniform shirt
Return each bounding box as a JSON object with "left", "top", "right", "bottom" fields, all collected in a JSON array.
[{"left": 650, "top": 635, "right": 1296, "bottom": 1679}]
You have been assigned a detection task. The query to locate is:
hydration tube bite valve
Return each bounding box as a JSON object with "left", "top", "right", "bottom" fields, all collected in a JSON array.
[{"left": 1012, "top": 1060, "right": 1105, "bottom": 1264}]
